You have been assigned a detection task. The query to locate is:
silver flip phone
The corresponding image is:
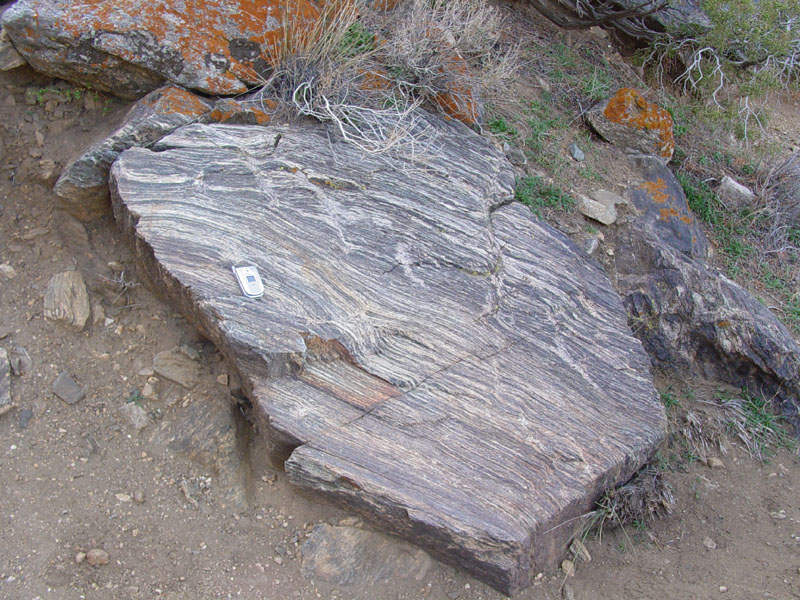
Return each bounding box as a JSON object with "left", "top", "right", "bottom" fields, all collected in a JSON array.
[{"left": 232, "top": 265, "right": 264, "bottom": 299}]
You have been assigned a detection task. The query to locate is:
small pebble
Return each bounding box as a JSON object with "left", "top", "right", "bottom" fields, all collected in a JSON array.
[
  {"left": 133, "top": 489, "right": 145, "bottom": 503},
  {"left": 708, "top": 457, "right": 724, "bottom": 469},
  {"left": 18, "top": 408, "right": 33, "bottom": 430},
  {"left": 86, "top": 548, "right": 109, "bottom": 566},
  {"left": 703, "top": 536, "right": 717, "bottom": 550},
  {"left": 719, "top": 586, "right": 728, "bottom": 593},
  {"left": 75, "top": 552, "right": 86, "bottom": 564},
  {"left": 273, "top": 556, "right": 283, "bottom": 565},
  {"left": 568, "top": 143, "right": 585, "bottom": 162},
  {"left": 561, "top": 558, "right": 575, "bottom": 577}
]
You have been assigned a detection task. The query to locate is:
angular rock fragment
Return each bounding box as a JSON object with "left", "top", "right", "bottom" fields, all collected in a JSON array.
[
  {"left": 592, "top": 189, "right": 628, "bottom": 210},
  {"left": 55, "top": 86, "right": 213, "bottom": 220},
  {"left": 153, "top": 347, "right": 199, "bottom": 389},
  {"left": 718, "top": 175, "right": 755, "bottom": 210},
  {"left": 586, "top": 89, "right": 675, "bottom": 160},
  {"left": 569, "top": 143, "right": 585, "bottom": 162},
  {"left": 120, "top": 401, "right": 149, "bottom": 431},
  {"left": 8, "top": 345, "right": 32, "bottom": 376},
  {"left": 43, "top": 270, "right": 91, "bottom": 330},
  {"left": 2, "top": 0, "right": 321, "bottom": 98},
  {"left": 0, "top": 347, "right": 11, "bottom": 414},
  {"left": 52, "top": 371, "right": 85, "bottom": 405},
  {"left": 301, "top": 524, "right": 432, "bottom": 585},
  {"left": 0, "top": 25, "right": 26, "bottom": 70},
  {"left": 110, "top": 117, "right": 665, "bottom": 594},
  {"left": 578, "top": 194, "right": 616, "bottom": 225}
]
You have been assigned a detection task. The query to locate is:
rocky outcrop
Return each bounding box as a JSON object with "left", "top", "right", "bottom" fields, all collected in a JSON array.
[
  {"left": 613, "top": 157, "right": 800, "bottom": 429},
  {"left": 587, "top": 89, "right": 675, "bottom": 160},
  {"left": 1, "top": 0, "right": 320, "bottom": 98},
  {"left": 55, "top": 85, "right": 212, "bottom": 220},
  {"left": 628, "top": 155, "right": 708, "bottom": 259},
  {"left": 650, "top": 0, "right": 711, "bottom": 32},
  {"left": 110, "top": 116, "right": 665, "bottom": 594},
  {"left": 615, "top": 226, "right": 800, "bottom": 428}
]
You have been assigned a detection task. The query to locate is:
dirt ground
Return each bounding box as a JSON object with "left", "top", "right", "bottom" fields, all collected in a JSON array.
[{"left": 2, "top": 48, "right": 800, "bottom": 600}]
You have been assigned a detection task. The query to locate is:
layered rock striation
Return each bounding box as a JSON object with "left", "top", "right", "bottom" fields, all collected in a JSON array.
[{"left": 110, "top": 116, "right": 665, "bottom": 594}]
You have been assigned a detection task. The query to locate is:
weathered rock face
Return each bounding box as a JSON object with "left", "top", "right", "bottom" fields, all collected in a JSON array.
[
  {"left": 628, "top": 155, "right": 708, "bottom": 259},
  {"left": 110, "top": 117, "right": 665, "bottom": 594},
  {"left": 55, "top": 85, "right": 213, "bottom": 221},
  {"left": 209, "top": 97, "right": 273, "bottom": 126},
  {"left": 1, "top": 0, "right": 321, "bottom": 98},
  {"left": 615, "top": 226, "right": 800, "bottom": 428},
  {"left": 0, "top": 25, "right": 26, "bottom": 71},
  {"left": 587, "top": 89, "right": 675, "bottom": 160},
  {"left": 612, "top": 156, "right": 800, "bottom": 426}
]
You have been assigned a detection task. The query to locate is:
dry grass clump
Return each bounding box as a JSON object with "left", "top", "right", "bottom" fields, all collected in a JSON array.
[
  {"left": 378, "top": 0, "right": 519, "bottom": 123},
  {"left": 247, "top": 0, "right": 519, "bottom": 153},
  {"left": 760, "top": 151, "right": 800, "bottom": 255},
  {"left": 579, "top": 466, "right": 674, "bottom": 540},
  {"left": 248, "top": 1, "right": 425, "bottom": 154},
  {"left": 677, "top": 388, "right": 796, "bottom": 463}
]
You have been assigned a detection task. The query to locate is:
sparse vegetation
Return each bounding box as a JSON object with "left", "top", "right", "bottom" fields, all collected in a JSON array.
[
  {"left": 250, "top": 0, "right": 519, "bottom": 154},
  {"left": 660, "top": 387, "right": 680, "bottom": 410},
  {"left": 674, "top": 165, "right": 799, "bottom": 334},
  {"left": 514, "top": 175, "right": 575, "bottom": 218},
  {"left": 716, "top": 388, "right": 796, "bottom": 461},
  {"left": 642, "top": 0, "right": 800, "bottom": 141}
]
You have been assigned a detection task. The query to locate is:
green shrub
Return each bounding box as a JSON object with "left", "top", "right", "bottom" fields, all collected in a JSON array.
[
  {"left": 642, "top": 0, "right": 799, "bottom": 139},
  {"left": 514, "top": 176, "right": 575, "bottom": 218}
]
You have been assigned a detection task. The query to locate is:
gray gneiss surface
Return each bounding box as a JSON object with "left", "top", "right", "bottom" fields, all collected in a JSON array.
[{"left": 110, "top": 117, "right": 665, "bottom": 594}]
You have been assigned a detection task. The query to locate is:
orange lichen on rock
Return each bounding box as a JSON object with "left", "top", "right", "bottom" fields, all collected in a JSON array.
[
  {"left": 143, "top": 86, "right": 213, "bottom": 118},
  {"left": 603, "top": 88, "right": 675, "bottom": 159},
  {"left": 640, "top": 178, "right": 671, "bottom": 204},
  {"left": 209, "top": 98, "right": 274, "bottom": 125},
  {"left": 432, "top": 52, "right": 480, "bottom": 126},
  {"left": 42, "top": 0, "right": 322, "bottom": 95},
  {"left": 640, "top": 178, "right": 695, "bottom": 225},
  {"left": 659, "top": 207, "right": 679, "bottom": 221}
]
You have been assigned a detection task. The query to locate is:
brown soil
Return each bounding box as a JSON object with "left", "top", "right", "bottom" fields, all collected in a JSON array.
[{"left": 2, "top": 47, "right": 800, "bottom": 600}]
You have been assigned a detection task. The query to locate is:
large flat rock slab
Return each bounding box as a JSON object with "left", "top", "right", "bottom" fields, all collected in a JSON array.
[
  {"left": 2, "top": 0, "right": 320, "bottom": 98},
  {"left": 109, "top": 118, "right": 665, "bottom": 594}
]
